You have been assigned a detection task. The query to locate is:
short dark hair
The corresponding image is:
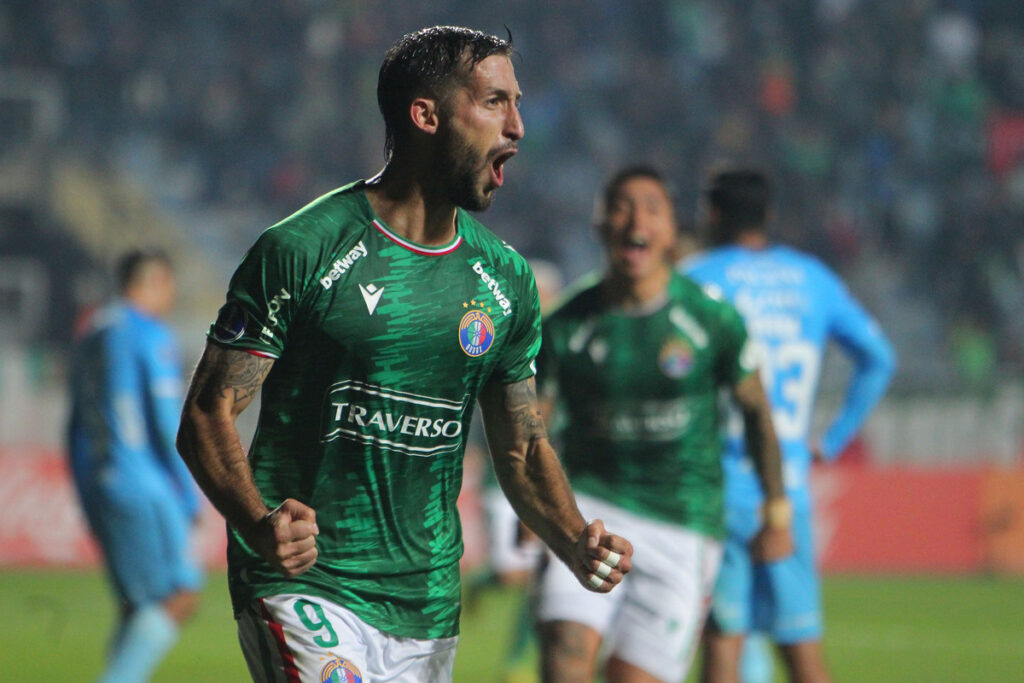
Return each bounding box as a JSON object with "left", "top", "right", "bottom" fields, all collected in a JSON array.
[
  {"left": 705, "top": 169, "right": 772, "bottom": 244},
  {"left": 596, "top": 165, "right": 675, "bottom": 225},
  {"left": 116, "top": 248, "right": 171, "bottom": 292},
  {"left": 377, "top": 26, "right": 514, "bottom": 160}
]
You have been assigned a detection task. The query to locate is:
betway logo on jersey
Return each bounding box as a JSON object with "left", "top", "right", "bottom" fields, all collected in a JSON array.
[
  {"left": 321, "top": 380, "right": 468, "bottom": 457},
  {"left": 320, "top": 241, "right": 368, "bottom": 290},
  {"left": 472, "top": 261, "right": 513, "bottom": 316}
]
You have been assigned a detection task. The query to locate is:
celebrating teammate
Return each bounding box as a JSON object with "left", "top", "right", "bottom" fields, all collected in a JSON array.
[
  {"left": 176, "top": 26, "right": 631, "bottom": 682},
  {"left": 534, "top": 166, "right": 792, "bottom": 683},
  {"left": 67, "top": 249, "right": 201, "bottom": 682},
  {"left": 685, "top": 169, "right": 896, "bottom": 683}
]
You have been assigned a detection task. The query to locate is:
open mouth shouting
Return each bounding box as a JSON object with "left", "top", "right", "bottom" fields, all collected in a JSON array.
[
  {"left": 489, "top": 147, "right": 517, "bottom": 188},
  {"left": 621, "top": 235, "right": 650, "bottom": 255}
]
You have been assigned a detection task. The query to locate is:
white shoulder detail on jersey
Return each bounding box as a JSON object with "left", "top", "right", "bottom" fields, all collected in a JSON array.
[
  {"left": 739, "top": 338, "right": 761, "bottom": 373},
  {"left": 701, "top": 283, "right": 725, "bottom": 302},
  {"left": 568, "top": 318, "right": 598, "bottom": 353},
  {"left": 669, "top": 306, "right": 708, "bottom": 349}
]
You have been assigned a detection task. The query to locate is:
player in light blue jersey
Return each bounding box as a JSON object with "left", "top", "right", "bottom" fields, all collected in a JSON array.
[
  {"left": 684, "top": 170, "right": 895, "bottom": 683},
  {"left": 68, "top": 249, "right": 202, "bottom": 682}
]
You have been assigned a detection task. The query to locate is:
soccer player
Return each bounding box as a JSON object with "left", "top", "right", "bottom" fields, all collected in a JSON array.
[
  {"left": 534, "top": 166, "right": 793, "bottom": 683},
  {"left": 685, "top": 169, "right": 896, "bottom": 683},
  {"left": 175, "top": 26, "right": 632, "bottom": 683},
  {"left": 67, "top": 249, "right": 202, "bottom": 682}
]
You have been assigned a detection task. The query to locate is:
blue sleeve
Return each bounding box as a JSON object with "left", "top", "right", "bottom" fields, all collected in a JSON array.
[
  {"left": 820, "top": 274, "right": 897, "bottom": 460},
  {"left": 141, "top": 325, "right": 200, "bottom": 517}
]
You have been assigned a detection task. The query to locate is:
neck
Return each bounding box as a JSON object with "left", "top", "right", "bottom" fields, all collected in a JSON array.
[
  {"left": 734, "top": 229, "right": 768, "bottom": 249},
  {"left": 603, "top": 264, "right": 672, "bottom": 310},
  {"left": 124, "top": 293, "right": 162, "bottom": 318},
  {"left": 364, "top": 156, "right": 458, "bottom": 246}
]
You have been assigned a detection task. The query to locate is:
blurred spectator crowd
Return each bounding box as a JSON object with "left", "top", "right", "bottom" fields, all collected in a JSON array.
[{"left": 4, "top": 0, "right": 1024, "bottom": 391}]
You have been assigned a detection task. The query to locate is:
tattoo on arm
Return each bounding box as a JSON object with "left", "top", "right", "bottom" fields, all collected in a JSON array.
[
  {"left": 188, "top": 345, "right": 273, "bottom": 413},
  {"left": 216, "top": 352, "right": 273, "bottom": 404},
  {"left": 480, "top": 377, "right": 585, "bottom": 562},
  {"left": 503, "top": 377, "right": 548, "bottom": 445}
]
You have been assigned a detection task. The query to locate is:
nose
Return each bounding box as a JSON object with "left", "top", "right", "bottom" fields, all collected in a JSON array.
[
  {"left": 505, "top": 105, "right": 524, "bottom": 142},
  {"left": 622, "top": 206, "right": 639, "bottom": 231}
]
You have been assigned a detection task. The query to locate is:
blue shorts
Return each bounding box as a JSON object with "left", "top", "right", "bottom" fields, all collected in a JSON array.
[
  {"left": 710, "top": 502, "right": 821, "bottom": 644},
  {"left": 78, "top": 476, "right": 203, "bottom": 608}
]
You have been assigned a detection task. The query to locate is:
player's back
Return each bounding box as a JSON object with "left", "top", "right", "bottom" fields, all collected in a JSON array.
[
  {"left": 685, "top": 245, "right": 870, "bottom": 507},
  {"left": 67, "top": 303, "right": 178, "bottom": 491}
]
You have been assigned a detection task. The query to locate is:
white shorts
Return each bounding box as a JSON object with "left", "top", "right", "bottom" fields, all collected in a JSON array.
[
  {"left": 237, "top": 593, "right": 457, "bottom": 683},
  {"left": 483, "top": 487, "right": 543, "bottom": 573},
  {"left": 536, "top": 494, "right": 722, "bottom": 682}
]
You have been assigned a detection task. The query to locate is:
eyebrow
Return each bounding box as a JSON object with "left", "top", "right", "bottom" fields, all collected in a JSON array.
[{"left": 486, "top": 87, "right": 523, "bottom": 102}]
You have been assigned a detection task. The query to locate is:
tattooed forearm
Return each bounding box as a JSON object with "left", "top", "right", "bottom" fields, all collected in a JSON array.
[
  {"left": 479, "top": 377, "right": 586, "bottom": 563},
  {"left": 177, "top": 341, "right": 273, "bottom": 535},
  {"left": 504, "top": 377, "right": 548, "bottom": 443}
]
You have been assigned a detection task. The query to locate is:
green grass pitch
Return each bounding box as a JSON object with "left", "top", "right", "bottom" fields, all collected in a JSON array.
[{"left": 1, "top": 570, "right": 1021, "bottom": 681}]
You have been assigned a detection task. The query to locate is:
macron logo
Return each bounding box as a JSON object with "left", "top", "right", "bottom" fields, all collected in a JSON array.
[
  {"left": 320, "top": 241, "right": 368, "bottom": 290},
  {"left": 359, "top": 283, "right": 385, "bottom": 315}
]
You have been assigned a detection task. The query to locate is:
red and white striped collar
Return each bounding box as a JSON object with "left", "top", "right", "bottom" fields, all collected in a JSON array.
[{"left": 372, "top": 219, "right": 463, "bottom": 256}]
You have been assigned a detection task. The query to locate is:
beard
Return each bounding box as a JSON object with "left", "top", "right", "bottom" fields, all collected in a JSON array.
[{"left": 433, "top": 125, "right": 495, "bottom": 212}]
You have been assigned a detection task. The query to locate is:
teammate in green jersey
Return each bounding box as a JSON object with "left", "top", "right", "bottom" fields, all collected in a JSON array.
[
  {"left": 176, "top": 26, "right": 632, "bottom": 683},
  {"left": 535, "top": 166, "right": 793, "bottom": 683}
]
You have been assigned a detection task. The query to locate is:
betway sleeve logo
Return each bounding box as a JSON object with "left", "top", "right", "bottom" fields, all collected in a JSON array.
[
  {"left": 321, "top": 381, "right": 468, "bottom": 457},
  {"left": 320, "top": 241, "right": 368, "bottom": 289},
  {"left": 471, "top": 261, "right": 513, "bottom": 316}
]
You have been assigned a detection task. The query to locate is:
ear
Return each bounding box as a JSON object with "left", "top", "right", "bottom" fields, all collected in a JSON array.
[{"left": 410, "top": 97, "right": 440, "bottom": 135}]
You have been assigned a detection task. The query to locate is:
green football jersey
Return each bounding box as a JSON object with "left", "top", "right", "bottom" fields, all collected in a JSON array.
[
  {"left": 537, "top": 272, "right": 755, "bottom": 538},
  {"left": 208, "top": 181, "right": 542, "bottom": 639}
]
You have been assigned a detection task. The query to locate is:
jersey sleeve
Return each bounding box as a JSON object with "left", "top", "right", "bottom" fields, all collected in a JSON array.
[
  {"left": 712, "top": 299, "right": 758, "bottom": 386},
  {"left": 489, "top": 268, "right": 543, "bottom": 385},
  {"left": 819, "top": 272, "right": 897, "bottom": 460},
  {"left": 208, "top": 225, "right": 316, "bottom": 358}
]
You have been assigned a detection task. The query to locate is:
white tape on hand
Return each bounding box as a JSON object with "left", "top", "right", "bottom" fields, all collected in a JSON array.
[
  {"left": 588, "top": 574, "right": 605, "bottom": 589},
  {"left": 595, "top": 561, "right": 612, "bottom": 579},
  {"left": 603, "top": 551, "right": 621, "bottom": 569}
]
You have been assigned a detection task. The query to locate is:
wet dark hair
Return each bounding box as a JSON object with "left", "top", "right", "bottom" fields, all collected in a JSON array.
[
  {"left": 596, "top": 164, "right": 675, "bottom": 225},
  {"left": 705, "top": 169, "right": 772, "bottom": 245},
  {"left": 116, "top": 248, "right": 171, "bottom": 292},
  {"left": 377, "top": 26, "right": 514, "bottom": 160}
]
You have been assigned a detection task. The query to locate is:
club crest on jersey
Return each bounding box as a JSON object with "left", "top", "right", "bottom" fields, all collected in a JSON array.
[
  {"left": 659, "top": 337, "right": 694, "bottom": 378},
  {"left": 211, "top": 301, "right": 247, "bottom": 343},
  {"left": 319, "top": 654, "right": 362, "bottom": 683},
  {"left": 459, "top": 309, "right": 495, "bottom": 357}
]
